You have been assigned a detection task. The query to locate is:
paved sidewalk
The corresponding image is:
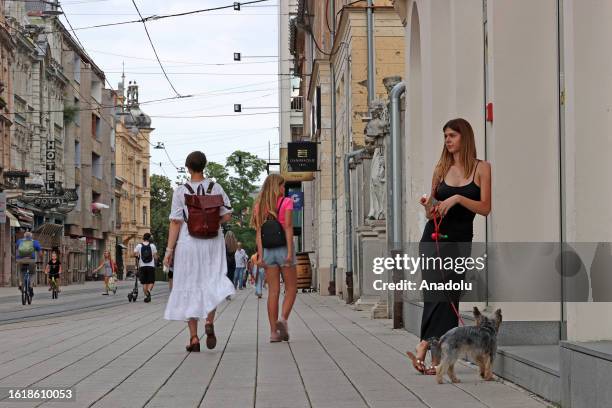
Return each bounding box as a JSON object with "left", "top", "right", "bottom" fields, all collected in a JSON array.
[{"left": 0, "top": 290, "right": 552, "bottom": 408}]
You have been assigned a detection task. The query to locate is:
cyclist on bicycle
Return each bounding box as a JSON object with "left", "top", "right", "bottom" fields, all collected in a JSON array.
[
  {"left": 16, "top": 231, "right": 42, "bottom": 296},
  {"left": 45, "top": 250, "right": 62, "bottom": 292}
]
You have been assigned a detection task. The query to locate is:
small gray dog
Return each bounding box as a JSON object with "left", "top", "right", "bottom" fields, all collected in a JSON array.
[{"left": 430, "top": 307, "right": 502, "bottom": 384}]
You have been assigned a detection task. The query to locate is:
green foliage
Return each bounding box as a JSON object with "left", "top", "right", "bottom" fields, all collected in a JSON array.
[
  {"left": 150, "top": 174, "right": 173, "bottom": 257},
  {"left": 63, "top": 105, "right": 79, "bottom": 124},
  {"left": 155, "top": 152, "right": 266, "bottom": 256},
  {"left": 225, "top": 151, "right": 267, "bottom": 220}
]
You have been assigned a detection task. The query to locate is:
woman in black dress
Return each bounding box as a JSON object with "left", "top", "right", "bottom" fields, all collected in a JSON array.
[{"left": 407, "top": 118, "right": 491, "bottom": 374}]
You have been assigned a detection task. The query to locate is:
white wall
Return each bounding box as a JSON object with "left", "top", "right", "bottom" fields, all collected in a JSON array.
[
  {"left": 401, "top": 0, "right": 561, "bottom": 321},
  {"left": 562, "top": 0, "right": 612, "bottom": 341}
]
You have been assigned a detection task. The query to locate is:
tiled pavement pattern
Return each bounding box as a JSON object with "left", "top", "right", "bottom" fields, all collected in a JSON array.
[{"left": 0, "top": 286, "right": 553, "bottom": 408}]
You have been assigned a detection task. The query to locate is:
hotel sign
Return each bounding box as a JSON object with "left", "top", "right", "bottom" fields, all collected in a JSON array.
[
  {"left": 287, "top": 142, "right": 317, "bottom": 172},
  {"left": 280, "top": 148, "right": 314, "bottom": 182},
  {"left": 46, "top": 139, "right": 56, "bottom": 192}
]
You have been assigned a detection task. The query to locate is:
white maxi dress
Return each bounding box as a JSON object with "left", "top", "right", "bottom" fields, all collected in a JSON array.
[{"left": 164, "top": 179, "right": 235, "bottom": 321}]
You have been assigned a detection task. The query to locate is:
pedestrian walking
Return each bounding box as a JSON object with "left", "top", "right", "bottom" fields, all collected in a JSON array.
[
  {"left": 224, "top": 231, "right": 238, "bottom": 300},
  {"left": 163, "top": 151, "right": 235, "bottom": 352},
  {"left": 134, "top": 233, "right": 158, "bottom": 303},
  {"left": 406, "top": 118, "right": 491, "bottom": 375},
  {"left": 234, "top": 243, "right": 248, "bottom": 289},
  {"left": 16, "top": 231, "right": 42, "bottom": 297},
  {"left": 251, "top": 174, "right": 297, "bottom": 343},
  {"left": 250, "top": 253, "right": 266, "bottom": 298},
  {"left": 92, "top": 250, "right": 117, "bottom": 295}
]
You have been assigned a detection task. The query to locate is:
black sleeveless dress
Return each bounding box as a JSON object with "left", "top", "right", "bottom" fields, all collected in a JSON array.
[{"left": 419, "top": 161, "right": 481, "bottom": 341}]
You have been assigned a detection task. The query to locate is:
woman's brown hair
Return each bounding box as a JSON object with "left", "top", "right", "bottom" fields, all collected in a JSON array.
[
  {"left": 435, "top": 118, "right": 478, "bottom": 182},
  {"left": 224, "top": 230, "right": 238, "bottom": 253},
  {"left": 250, "top": 174, "right": 285, "bottom": 229}
]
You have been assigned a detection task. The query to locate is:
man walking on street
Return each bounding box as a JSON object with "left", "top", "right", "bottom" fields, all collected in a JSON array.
[
  {"left": 16, "top": 231, "right": 42, "bottom": 297},
  {"left": 134, "top": 233, "right": 158, "bottom": 303},
  {"left": 233, "top": 242, "right": 248, "bottom": 290}
]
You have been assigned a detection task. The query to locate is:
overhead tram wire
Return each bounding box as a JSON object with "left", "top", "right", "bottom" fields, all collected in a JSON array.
[
  {"left": 130, "top": 0, "right": 181, "bottom": 97},
  {"left": 40, "top": 0, "right": 272, "bottom": 34}
]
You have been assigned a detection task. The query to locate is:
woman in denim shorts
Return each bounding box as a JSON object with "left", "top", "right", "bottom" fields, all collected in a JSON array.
[{"left": 251, "top": 174, "right": 297, "bottom": 343}]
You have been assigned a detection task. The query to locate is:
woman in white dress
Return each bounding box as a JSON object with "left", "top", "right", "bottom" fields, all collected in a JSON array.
[{"left": 163, "top": 151, "right": 235, "bottom": 352}]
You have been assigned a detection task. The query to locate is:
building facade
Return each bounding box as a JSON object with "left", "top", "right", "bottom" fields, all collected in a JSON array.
[
  {"left": 61, "top": 25, "right": 115, "bottom": 278},
  {"left": 291, "top": 0, "right": 404, "bottom": 298},
  {"left": 0, "top": 0, "right": 14, "bottom": 282},
  {"left": 114, "top": 79, "right": 152, "bottom": 275}
]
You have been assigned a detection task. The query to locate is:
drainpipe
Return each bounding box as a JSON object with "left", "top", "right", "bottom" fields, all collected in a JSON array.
[
  {"left": 389, "top": 81, "right": 405, "bottom": 329},
  {"left": 344, "top": 148, "right": 365, "bottom": 304},
  {"left": 329, "top": 0, "right": 338, "bottom": 295},
  {"left": 366, "top": 0, "right": 375, "bottom": 105}
]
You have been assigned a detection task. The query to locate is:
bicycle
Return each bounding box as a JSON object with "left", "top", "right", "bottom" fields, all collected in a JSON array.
[
  {"left": 49, "top": 276, "right": 59, "bottom": 299},
  {"left": 20, "top": 264, "right": 33, "bottom": 305}
]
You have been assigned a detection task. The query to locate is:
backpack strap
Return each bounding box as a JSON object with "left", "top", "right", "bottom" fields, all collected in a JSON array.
[
  {"left": 206, "top": 181, "right": 215, "bottom": 194},
  {"left": 184, "top": 183, "right": 195, "bottom": 194},
  {"left": 275, "top": 197, "right": 286, "bottom": 219}
]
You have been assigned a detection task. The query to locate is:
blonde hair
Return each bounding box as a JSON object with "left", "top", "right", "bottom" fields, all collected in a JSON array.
[
  {"left": 250, "top": 174, "right": 285, "bottom": 229},
  {"left": 224, "top": 230, "right": 238, "bottom": 253},
  {"left": 435, "top": 118, "right": 478, "bottom": 184}
]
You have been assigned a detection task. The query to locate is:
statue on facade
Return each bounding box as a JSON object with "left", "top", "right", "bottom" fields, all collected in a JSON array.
[{"left": 365, "top": 99, "right": 389, "bottom": 220}]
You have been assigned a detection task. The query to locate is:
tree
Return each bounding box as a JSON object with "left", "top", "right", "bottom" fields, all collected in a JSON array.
[
  {"left": 159, "top": 153, "right": 266, "bottom": 256},
  {"left": 225, "top": 151, "right": 267, "bottom": 222},
  {"left": 150, "top": 174, "right": 174, "bottom": 258}
]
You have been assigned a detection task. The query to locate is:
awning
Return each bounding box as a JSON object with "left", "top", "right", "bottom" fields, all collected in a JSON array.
[
  {"left": 33, "top": 223, "right": 63, "bottom": 237},
  {"left": 6, "top": 210, "right": 20, "bottom": 228}
]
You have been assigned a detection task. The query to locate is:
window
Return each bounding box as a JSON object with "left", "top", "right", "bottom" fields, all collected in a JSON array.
[
  {"left": 91, "top": 114, "right": 101, "bottom": 140},
  {"left": 142, "top": 169, "right": 147, "bottom": 188},
  {"left": 91, "top": 78, "right": 102, "bottom": 104},
  {"left": 73, "top": 55, "right": 81, "bottom": 83},
  {"left": 142, "top": 206, "right": 147, "bottom": 226},
  {"left": 75, "top": 141, "right": 81, "bottom": 168},
  {"left": 92, "top": 153, "right": 102, "bottom": 179},
  {"left": 14, "top": 96, "right": 26, "bottom": 125},
  {"left": 74, "top": 97, "right": 80, "bottom": 126}
]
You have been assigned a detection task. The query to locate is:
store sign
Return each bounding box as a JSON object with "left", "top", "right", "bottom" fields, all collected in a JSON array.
[
  {"left": 30, "top": 188, "right": 79, "bottom": 212},
  {"left": 0, "top": 192, "right": 6, "bottom": 224},
  {"left": 46, "top": 140, "right": 56, "bottom": 192},
  {"left": 280, "top": 148, "right": 314, "bottom": 182},
  {"left": 287, "top": 142, "right": 317, "bottom": 172}
]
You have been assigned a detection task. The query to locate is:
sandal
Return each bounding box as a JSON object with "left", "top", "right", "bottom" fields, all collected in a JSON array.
[
  {"left": 270, "top": 332, "right": 282, "bottom": 343},
  {"left": 204, "top": 323, "right": 217, "bottom": 350},
  {"left": 186, "top": 335, "right": 200, "bottom": 352},
  {"left": 276, "top": 320, "right": 289, "bottom": 341},
  {"left": 406, "top": 351, "right": 426, "bottom": 374}
]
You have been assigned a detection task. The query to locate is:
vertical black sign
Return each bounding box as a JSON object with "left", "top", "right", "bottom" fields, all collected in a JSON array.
[
  {"left": 46, "top": 139, "right": 56, "bottom": 192},
  {"left": 287, "top": 142, "right": 317, "bottom": 172}
]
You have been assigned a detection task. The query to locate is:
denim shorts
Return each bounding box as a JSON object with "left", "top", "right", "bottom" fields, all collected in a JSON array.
[{"left": 263, "top": 246, "right": 296, "bottom": 267}]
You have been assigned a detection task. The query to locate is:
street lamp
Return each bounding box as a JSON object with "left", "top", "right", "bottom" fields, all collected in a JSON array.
[
  {"left": 233, "top": 2, "right": 241, "bottom": 11},
  {"left": 153, "top": 142, "right": 165, "bottom": 149}
]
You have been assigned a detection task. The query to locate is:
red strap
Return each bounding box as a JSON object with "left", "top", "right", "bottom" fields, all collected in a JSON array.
[{"left": 432, "top": 206, "right": 465, "bottom": 327}]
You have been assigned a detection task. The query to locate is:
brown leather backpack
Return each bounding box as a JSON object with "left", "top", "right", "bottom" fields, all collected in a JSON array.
[{"left": 183, "top": 182, "right": 226, "bottom": 239}]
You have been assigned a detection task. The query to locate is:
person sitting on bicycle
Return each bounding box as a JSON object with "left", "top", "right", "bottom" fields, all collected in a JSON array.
[
  {"left": 45, "top": 251, "right": 62, "bottom": 292},
  {"left": 16, "top": 231, "right": 42, "bottom": 295}
]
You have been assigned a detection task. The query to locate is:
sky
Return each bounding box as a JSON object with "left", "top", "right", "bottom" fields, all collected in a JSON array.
[{"left": 58, "top": 0, "right": 281, "bottom": 184}]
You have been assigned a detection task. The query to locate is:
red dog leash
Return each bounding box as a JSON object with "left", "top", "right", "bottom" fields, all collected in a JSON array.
[{"left": 431, "top": 208, "right": 465, "bottom": 327}]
